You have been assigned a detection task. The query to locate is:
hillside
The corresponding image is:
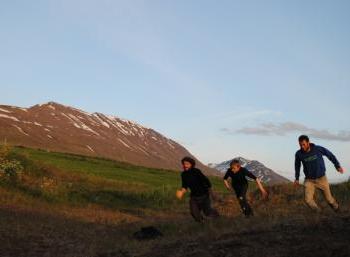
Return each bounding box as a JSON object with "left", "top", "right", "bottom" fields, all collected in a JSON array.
[
  {"left": 0, "top": 102, "right": 217, "bottom": 175},
  {"left": 1, "top": 146, "right": 350, "bottom": 257},
  {"left": 209, "top": 157, "right": 290, "bottom": 185}
]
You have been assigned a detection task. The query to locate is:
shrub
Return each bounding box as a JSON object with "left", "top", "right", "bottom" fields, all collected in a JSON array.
[
  {"left": 0, "top": 143, "right": 10, "bottom": 160},
  {"left": 0, "top": 144, "right": 24, "bottom": 181}
]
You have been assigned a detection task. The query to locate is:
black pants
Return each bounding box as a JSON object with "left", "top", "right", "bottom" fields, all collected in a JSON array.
[
  {"left": 189, "top": 194, "right": 219, "bottom": 222},
  {"left": 234, "top": 184, "right": 253, "bottom": 217}
]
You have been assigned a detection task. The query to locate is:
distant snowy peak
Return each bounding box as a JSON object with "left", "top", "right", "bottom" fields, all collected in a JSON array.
[
  {"left": 0, "top": 102, "right": 217, "bottom": 174},
  {"left": 209, "top": 157, "right": 289, "bottom": 185}
]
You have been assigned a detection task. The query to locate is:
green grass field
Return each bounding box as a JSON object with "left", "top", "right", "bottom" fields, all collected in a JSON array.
[{"left": 1, "top": 146, "right": 229, "bottom": 216}]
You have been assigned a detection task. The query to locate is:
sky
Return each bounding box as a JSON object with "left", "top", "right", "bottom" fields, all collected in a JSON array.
[{"left": 1, "top": 0, "right": 349, "bottom": 182}]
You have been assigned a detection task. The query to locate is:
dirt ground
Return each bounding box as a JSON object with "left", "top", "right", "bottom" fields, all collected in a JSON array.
[
  {"left": 138, "top": 214, "right": 350, "bottom": 257},
  {"left": 2, "top": 206, "right": 350, "bottom": 257},
  {"left": 1, "top": 186, "right": 350, "bottom": 257}
]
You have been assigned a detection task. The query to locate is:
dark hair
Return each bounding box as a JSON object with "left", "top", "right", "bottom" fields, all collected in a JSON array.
[
  {"left": 298, "top": 135, "right": 310, "bottom": 142},
  {"left": 181, "top": 157, "right": 196, "bottom": 168},
  {"left": 230, "top": 159, "right": 241, "bottom": 166}
]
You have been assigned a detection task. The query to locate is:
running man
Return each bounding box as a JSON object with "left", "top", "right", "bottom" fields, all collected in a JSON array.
[
  {"left": 294, "top": 135, "right": 345, "bottom": 211},
  {"left": 176, "top": 157, "right": 219, "bottom": 222},
  {"left": 224, "top": 159, "right": 268, "bottom": 217}
]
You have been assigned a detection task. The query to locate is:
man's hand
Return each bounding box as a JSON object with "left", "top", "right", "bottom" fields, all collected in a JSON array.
[
  {"left": 176, "top": 189, "right": 185, "bottom": 200},
  {"left": 226, "top": 187, "right": 233, "bottom": 192},
  {"left": 224, "top": 180, "right": 232, "bottom": 192},
  {"left": 255, "top": 178, "right": 268, "bottom": 200},
  {"left": 337, "top": 167, "right": 345, "bottom": 174},
  {"left": 261, "top": 189, "right": 269, "bottom": 200},
  {"left": 294, "top": 180, "right": 300, "bottom": 187}
]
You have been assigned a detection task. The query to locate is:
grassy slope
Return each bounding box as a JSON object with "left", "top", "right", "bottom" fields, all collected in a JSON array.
[
  {"left": 0, "top": 146, "right": 349, "bottom": 257},
  {"left": 1, "top": 147, "right": 228, "bottom": 219}
]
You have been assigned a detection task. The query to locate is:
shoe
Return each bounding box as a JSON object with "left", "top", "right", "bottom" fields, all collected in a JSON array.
[
  {"left": 243, "top": 208, "right": 254, "bottom": 218},
  {"left": 329, "top": 202, "right": 340, "bottom": 213}
]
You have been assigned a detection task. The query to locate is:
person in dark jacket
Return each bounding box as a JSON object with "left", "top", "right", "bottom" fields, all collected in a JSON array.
[
  {"left": 176, "top": 157, "right": 219, "bottom": 222},
  {"left": 224, "top": 159, "right": 268, "bottom": 217},
  {"left": 294, "top": 135, "right": 345, "bottom": 211}
]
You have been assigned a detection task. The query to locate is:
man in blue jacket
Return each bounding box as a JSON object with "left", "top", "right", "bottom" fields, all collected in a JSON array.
[{"left": 294, "top": 135, "right": 345, "bottom": 211}]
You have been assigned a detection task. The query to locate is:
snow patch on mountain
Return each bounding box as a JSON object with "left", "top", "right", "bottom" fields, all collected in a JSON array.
[
  {"left": 118, "top": 139, "right": 131, "bottom": 148},
  {"left": 0, "top": 108, "right": 11, "bottom": 113},
  {"left": 167, "top": 141, "right": 175, "bottom": 149},
  {"left": 13, "top": 107, "right": 28, "bottom": 112},
  {"left": 0, "top": 114, "right": 19, "bottom": 122},
  {"left": 48, "top": 105, "right": 56, "bottom": 110},
  {"left": 61, "top": 112, "right": 100, "bottom": 136},
  {"left": 12, "top": 125, "right": 29, "bottom": 136},
  {"left": 86, "top": 145, "right": 95, "bottom": 152},
  {"left": 114, "top": 120, "right": 133, "bottom": 136},
  {"left": 92, "top": 113, "right": 110, "bottom": 128}
]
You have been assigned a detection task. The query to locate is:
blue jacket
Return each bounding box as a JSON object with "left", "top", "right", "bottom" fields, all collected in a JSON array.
[{"left": 295, "top": 144, "right": 341, "bottom": 180}]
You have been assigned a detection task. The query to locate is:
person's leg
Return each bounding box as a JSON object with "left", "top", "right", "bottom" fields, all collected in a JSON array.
[
  {"left": 304, "top": 179, "right": 319, "bottom": 210},
  {"left": 190, "top": 197, "right": 203, "bottom": 222},
  {"left": 236, "top": 185, "right": 253, "bottom": 217},
  {"left": 202, "top": 194, "right": 219, "bottom": 218},
  {"left": 315, "top": 176, "right": 339, "bottom": 211}
]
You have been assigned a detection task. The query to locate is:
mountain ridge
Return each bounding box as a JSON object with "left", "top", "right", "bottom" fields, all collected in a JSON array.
[{"left": 0, "top": 101, "right": 218, "bottom": 175}]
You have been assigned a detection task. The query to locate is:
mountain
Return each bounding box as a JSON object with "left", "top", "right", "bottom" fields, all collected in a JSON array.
[
  {"left": 0, "top": 102, "right": 217, "bottom": 174},
  {"left": 208, "top": 157, "right": 290, "bottom": 184}
]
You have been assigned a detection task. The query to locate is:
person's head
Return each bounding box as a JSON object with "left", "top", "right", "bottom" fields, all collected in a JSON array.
[
  {"left": 298, "top": 135, "right": 311, "bottom": 152},
  {"left": 181, "top": 157, "right": 196, "bottom": 171},
  {"left": 230, "top": 159, "right": 241, "bottom": 172}
]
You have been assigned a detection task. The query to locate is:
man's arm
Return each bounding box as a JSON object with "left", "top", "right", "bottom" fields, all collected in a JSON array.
[
  {"left": 223, "top": 171, "right": 232, "bottom": 191},
  {"left": 294, "top": 153, "right": 301, "bottom": 185},
  {"left": 177, "top": 173, "right": 189, "bottom": 200},
  {"left": 245, "top": 169, "right": 257, "bottom": 180},
  {"left": 223, "top": 179, "right": 232, "bottom": 191},
  {"left": 318, "top": 146, "right": 343, "bottom": 173},
  {"left": 245, "top": 169, "right": 268, "bottom": 199},
  {"left": 255, "top": 178, "right": 268, "bottom": 199}
]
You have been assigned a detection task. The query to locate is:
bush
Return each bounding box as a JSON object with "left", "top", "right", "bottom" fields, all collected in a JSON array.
[
  {"left": 0, "top": 144, "right": 24, "bottom": 181},
  {"left": 0, "top": 143, "right": 10, "bottom": 159}
]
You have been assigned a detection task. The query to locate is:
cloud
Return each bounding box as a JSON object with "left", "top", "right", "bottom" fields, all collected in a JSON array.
[{"left": 222, "top": 122, "right": 350, "bottom": 142}]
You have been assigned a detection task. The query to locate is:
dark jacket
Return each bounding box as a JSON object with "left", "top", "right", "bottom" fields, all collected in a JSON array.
[
  {"left": 181, "top": 168, "right": 211, "bottom": 197},
  {"left": 295, "top": 143, "right": 341, "bottom": 180},
  {"left": 223, "top": 167, "right": 257, "bottom": 195}
]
